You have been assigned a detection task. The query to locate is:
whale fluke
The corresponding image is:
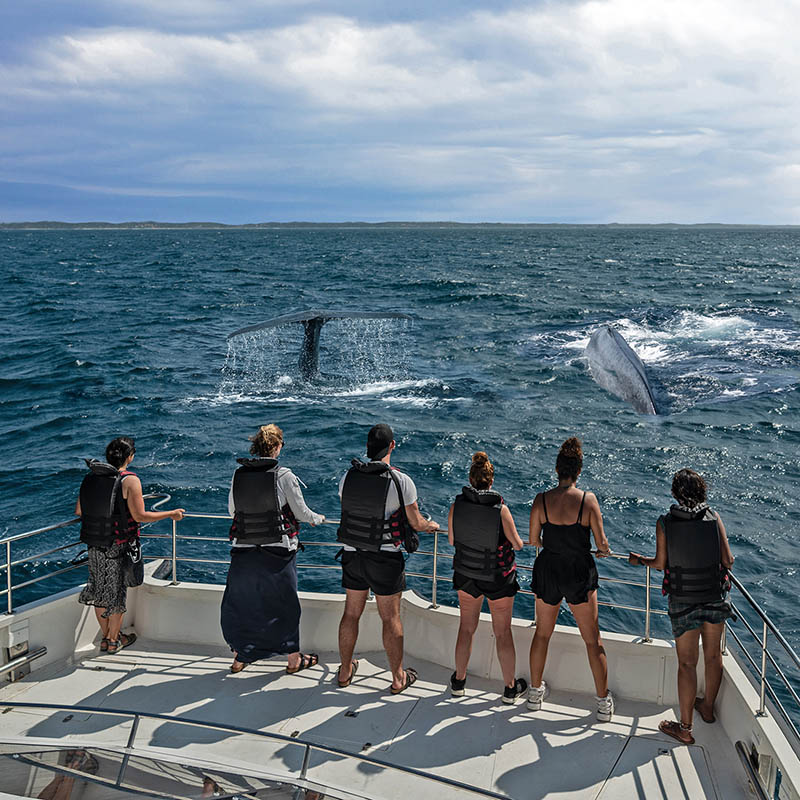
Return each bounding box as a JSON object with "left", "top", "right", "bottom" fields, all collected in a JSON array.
[
  {"left": 228, "top": 309, "right": 413, "bottom": 379},
  {"left": 584, "top": 326, "right": 658, "bottom": 414}
]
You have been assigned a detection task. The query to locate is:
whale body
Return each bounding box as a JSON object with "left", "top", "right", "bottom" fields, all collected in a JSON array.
[{"left": 584, "top": 326, "right": 658, "bottom": 414}]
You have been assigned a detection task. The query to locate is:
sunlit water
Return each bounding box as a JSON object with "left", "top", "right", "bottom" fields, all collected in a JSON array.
[{"left": 1, "top": 228, "right": 798, "bottom": 692}]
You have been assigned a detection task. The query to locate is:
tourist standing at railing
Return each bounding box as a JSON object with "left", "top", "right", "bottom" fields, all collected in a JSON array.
[
  {"left": 527, "top": 437, "right": 614, "bottom": 720},
  {"left": 335, "top": 423, "right": 439, "bottom": 693},
  {"left": 448, "top": 452, "right": 527, "bottom": 703},
  {"left": 222, "top": 424, "right": 325, "bottom": 674},
  {"left": 629, "top": 468, "right": 734, "bottom": 745},
  {"left": 76, "top": 436, "right": 185, "bottom": 654}
]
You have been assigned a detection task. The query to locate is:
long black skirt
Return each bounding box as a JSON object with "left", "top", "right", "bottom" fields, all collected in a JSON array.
[{"left": 221, "top": 546, "right": 300, "bottom": 663}]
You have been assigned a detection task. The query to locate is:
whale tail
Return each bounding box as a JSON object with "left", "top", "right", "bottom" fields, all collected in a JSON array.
[{"left": 227, "top": 310, "right": 413, "bottom": 379}]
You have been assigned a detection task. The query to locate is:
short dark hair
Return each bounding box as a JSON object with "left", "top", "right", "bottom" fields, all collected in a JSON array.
[
  {"left": 106, "top": 436, "right": 135, "bottom": 468},
  {"left": 367, "top": 423, "right": 393, "bottom": 460},
  {"left": 672, "top": 468, "right": 707, "bottom": 507}
]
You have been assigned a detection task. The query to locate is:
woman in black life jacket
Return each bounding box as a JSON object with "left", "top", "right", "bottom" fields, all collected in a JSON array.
[
  {"left": 223, "top": 424, "right": 325, "bottom": 674},
  {"left": 629, "top": 469, "right": 734, "bottom": 745},
  {"left": 448, "top": 452, "right": 526, "bottom": 703},
  {"left": 77, "top": 437, "right": 185, "bottom": 653},
  {"left": 528, "top": 437, "right": 614, "bottom": 720}
]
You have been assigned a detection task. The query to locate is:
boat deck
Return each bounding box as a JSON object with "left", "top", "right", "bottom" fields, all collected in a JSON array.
[{"left": 0, "top": 639, "right": 752, "bottom": 799}]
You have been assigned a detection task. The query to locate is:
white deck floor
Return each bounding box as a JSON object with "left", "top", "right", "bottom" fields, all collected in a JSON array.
[{"left": 0, "top": 639, "right": 753, "bottom": 800}]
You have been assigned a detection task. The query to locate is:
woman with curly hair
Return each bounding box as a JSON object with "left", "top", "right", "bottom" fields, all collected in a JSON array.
[
  {"left": 528, "top": 437, "right": 614, "bottom": 720},
  {"left": 77, "top": 436, "right": 184, "bottom": 653},
  {"left": 629, "top": 468, "right": 734, "bottom": 745}
]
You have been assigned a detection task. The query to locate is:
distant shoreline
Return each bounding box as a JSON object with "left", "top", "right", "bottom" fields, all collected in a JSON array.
[{"left": 2, "top": 221, "right": 800, "bottom": 230}]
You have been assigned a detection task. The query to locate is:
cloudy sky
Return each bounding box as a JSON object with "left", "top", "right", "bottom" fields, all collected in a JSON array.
[{"left": 2, "top": 0, "right": 799, "bottom": 223}]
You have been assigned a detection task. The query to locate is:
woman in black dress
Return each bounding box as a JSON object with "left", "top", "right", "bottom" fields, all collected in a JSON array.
[
  {"left": 629, "top": 468, "right": 734, "bottom": 745},
  {"left": 528, "top": 437, "right": 613, "bottom": 720},
  {"left": 448, "top": 452, "right": 526, "bottom": 703}
]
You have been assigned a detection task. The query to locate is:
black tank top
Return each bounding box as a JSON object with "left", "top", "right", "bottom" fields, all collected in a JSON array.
[{"left": 541, "top": 491, "right": 591, "bottom": 557}]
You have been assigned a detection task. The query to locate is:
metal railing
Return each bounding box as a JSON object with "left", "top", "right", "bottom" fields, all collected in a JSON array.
[
  {"left": 1, "top": 505, "right": 799, "bottom": 748},
  {"left": 0, "top": 699, "right": 508, "bottom": 800}
]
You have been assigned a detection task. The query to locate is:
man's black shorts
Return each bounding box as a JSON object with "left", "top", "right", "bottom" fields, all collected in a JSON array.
[{"left": 341, "top": 549, "right": 406, "bottom": 596}]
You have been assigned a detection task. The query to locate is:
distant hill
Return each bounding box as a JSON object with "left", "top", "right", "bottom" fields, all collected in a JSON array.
[{"left": 1, "top": 220, "right": 798, "bottom": 230}]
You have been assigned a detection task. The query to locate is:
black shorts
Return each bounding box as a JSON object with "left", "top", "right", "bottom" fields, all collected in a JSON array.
[
  {"left": 341, "top": 549, "right": 406, "bottom": 596},
  {"left": 453, "top": 571, "right": 519, "bottom": 601},
  {"left": 531, "top": 551, "right": 598, "bottom": 606}
]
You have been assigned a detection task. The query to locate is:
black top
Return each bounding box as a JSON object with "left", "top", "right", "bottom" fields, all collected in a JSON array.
[{"left": 541, "top": 491, "right": 591, "bottom": 557}]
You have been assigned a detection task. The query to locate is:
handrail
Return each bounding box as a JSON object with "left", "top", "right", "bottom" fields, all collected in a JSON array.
[
  {"left": 0, "top": 646, "right": 47, "bottom": 677},
  {"left": 3, "top": 504, "right": 799, "bottom": 748},
  {"left": 0, "top": 699, "right": 508, "bottom": 800}
]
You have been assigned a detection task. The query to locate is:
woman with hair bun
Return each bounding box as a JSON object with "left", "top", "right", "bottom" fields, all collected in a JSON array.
[
  {"left": 77, "top": 436, "right": 185, "bottom": 654},
  {"left": 222, "top": 424, "right": 325, "bottom": 674},
  {"left": 629, "top": 468, "right": 734, "bottom": 745},
  {"left": 448, "top": 452, "right": 526, "bottom": 703},
  {"left": 527, "top": 437, "right": 614, "bottom": 720}
]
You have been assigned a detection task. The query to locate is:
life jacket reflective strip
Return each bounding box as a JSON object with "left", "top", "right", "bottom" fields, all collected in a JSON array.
[
  {"left": 452, "top": 487, "right": 514, "bottom": 582},
  {"left": 79, "top": 460, "right": 127, "bottom": 548},
  {"left": 229, "top": 458, "right": 300, "bottom": 545},
  {"left": 662, "top": 507, "right": 728, "bottom": 603},
  {"left": 337, "top": 461, "right": 395, "bottom": 552}
]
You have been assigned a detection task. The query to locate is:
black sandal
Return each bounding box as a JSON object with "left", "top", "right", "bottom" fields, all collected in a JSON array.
[
  {"left": 107, "top": 632, "right": 137, "bottom": 654},
  {"left": 286, "top": 653, "right": 319, "bottom": 674},
  {"left": 337, "top": 660, "right": 359, "bottom": 687},
  {"left": 390, "top": 667, "right": 418, "bottom": 695}
]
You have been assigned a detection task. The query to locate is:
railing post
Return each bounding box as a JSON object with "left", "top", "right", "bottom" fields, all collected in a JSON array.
[
  {"left": 757, "top": 620, "right": 768, "bottom": 717},
  {"left": 6, "top": 540, "right": 11, "bottom": 615},
  {"left": 431, "top": 528, "right": 439, "bottom": 609},
  {"left": 721, "top": 622, "right": 728, "bottom": 656},
  {"left": 643, "top": 565, "right": 652, "bottom": 642},
  {"left": 171, "top": 518, "right": 178, "bottom": 585}
]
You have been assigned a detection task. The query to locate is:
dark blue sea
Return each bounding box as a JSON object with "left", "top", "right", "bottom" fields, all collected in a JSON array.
[{"left": 1, "top": 227, "right": 799, "bottom": 699}]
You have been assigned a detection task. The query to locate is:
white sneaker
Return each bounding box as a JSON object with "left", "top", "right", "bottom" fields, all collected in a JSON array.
[
  {"left": 526, "top": 681, "right": 549, "bottom": 711},
  {"left": 596, "top": 691, "right": 614, "bottom": 722}
]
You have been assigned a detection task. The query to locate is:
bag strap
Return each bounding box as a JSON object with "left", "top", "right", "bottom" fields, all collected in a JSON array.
[{"left": 386, "top": 469, "right": 410, "bottom": 527}]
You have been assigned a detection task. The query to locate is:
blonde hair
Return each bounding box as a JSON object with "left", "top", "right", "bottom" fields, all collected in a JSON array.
[
  {"left": 469, "top": 451, "right": 495, "bottom": 490},
  {"left": 250, "top": 424, "right": 283, "bottom": 457}
]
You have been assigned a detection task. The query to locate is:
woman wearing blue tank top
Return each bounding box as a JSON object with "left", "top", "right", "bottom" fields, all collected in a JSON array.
[{"left": 527, "top": 437, "right": 614, "bottom": 721}]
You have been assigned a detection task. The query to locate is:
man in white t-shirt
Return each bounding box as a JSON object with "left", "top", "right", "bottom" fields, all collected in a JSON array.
[{"left": 336, "top": 423, "right": 439, "bottom": 694}]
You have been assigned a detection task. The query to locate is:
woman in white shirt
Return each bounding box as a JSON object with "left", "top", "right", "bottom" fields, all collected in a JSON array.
[{"left": 221, "top": 424, "right": 324, "bottom": 674}]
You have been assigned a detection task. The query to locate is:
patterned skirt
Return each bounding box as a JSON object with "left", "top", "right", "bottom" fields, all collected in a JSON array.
[{"left": 78, "top": 543, "right": 128, "bottom": 617}]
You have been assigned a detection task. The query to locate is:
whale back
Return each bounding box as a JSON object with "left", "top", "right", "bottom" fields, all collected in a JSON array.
[{"left": 585, "top": 326, "right": 658, "bottom": 415}]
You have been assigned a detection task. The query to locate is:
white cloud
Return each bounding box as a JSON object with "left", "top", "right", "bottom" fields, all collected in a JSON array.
[{"left": 2, "top": 0, "right": 800, "bottom": 221}]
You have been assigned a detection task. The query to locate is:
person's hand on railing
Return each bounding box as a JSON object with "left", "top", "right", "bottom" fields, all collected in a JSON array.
[
  {"left": 628, "top": 552, "right": 644, "bottom": 566},
  {"left": 595, "top": 547, "right": 612, "bottom": 558},
  {"left": 168, "top": 509, "right": 185, "bottom": 521}
]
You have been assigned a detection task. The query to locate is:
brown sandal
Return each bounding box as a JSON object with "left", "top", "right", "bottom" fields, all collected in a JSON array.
[
  {"left": 659, "top": 719, "right": 695, "bottom": 745},
  {"left": 286, "top": 653, "right": 319, "bottom": 674},
  {"left": 390, "top": 667, "right": 418, "bottom": 695},
  {"left": 694, "top": 697, "right": 716, "bottom": 723},
  {"left": 337, "top": 660, "right": 358, "bottom": 688}
]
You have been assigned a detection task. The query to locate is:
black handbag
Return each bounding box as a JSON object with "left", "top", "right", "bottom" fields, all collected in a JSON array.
[{"left": 122, "top": 538, "right": 144, "bottom": 587}]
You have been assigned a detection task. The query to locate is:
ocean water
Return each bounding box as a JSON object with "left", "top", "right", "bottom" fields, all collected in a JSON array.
[{"left": 1, "top": 227, "right": 799, "bottom": 681}]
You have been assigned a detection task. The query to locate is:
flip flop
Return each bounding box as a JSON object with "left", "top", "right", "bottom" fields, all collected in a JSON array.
[
  {"left": 337, "top": 660, "right": 359, "bottom": 688},
  {"left": 230, "top": 660, "right": 248, "bottom": 674},
  {"left": 390, "top": 667, "right": 418, "bottom": 695},
  {"left": 286, "top": 653, "right": 319, "bottom": 674},
  {"left": 659, "top": 719, "right": 695, "bottom": 745},
  {"left": 694, "top": 697, "right": 716, "bottom": 723}
]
